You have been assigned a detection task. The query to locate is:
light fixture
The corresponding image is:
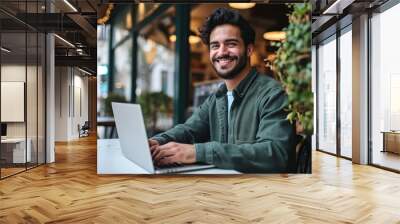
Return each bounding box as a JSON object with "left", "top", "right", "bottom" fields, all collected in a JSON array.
[
  {"left": 63, "top": 0, "right": 78, "bottom": 12},
  {"left": 54, "top": 34, "right": 75, "bottom": 48},
  {"left": 228, "top": 3, "right": 256, "bottom": 10},
  {"left": 169, "top": 33, "right": 201, "bottom": 45},
  {"left": 78, "top": 67, "right": 92, "bottom": 76},
  {"left": 76, "top": 48, "right": 84, "bottom": 55},
  {"left": 189, "top": 35, "right": 201, "bottom": 44},
  {"left": 97, "top": 3, "right": 114, "bottom": 25},
  {"left": 126, "top": 12, "right": 132, "bottom": 29},
  {"left": 1, "top": 47, "right": 11, "bottom": 53},
  {"left": 322, "top": 0, "right": 354, "bottom": 15},
  {"left": 263, "top": 31, "right": 286, "bottom": 41},
  {"left": 138, "top": 3, "right": 145, "bottom": 21},
  {"left": 169, "top": 35, "right": 176, "bottom": 42}
]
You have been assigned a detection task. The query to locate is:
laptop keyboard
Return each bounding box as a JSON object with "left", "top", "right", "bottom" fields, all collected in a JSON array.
[{"left": 154, "top": 163, "right": 182, "bottom": 170}]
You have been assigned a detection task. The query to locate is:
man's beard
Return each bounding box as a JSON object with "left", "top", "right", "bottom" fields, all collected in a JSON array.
[{"left": 211, "top": 51, "right": 248, "bottom": 80}]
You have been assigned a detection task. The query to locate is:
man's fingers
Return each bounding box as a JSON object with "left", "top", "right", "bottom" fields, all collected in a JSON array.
[
  {"left": 152, "top": 142, "right": 175, "bottom": 158},
  {"left": 150, "top": 145, "right": 158, "bottom": 153},
  {"left": 157, "top": 142, "right": 176, "bottom": 150},
  {"left": 152, "top": 146, "right": 169, "bottom": 161},
  {"left": 157, "top": 155, "right": 178, "bottom": 166},
  {"left": 152, "top": 147, "right": 162, "bottom": 158},
  {"left": 148, "top": 139, "right": 159, "bottom": 147},
  {"left": 154, "top": 148, "right": 176, "bottom": 162}
]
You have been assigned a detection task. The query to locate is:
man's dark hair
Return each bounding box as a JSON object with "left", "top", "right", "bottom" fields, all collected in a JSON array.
[{"left": 199, "top": 7, "right": 255, "bottom": 47}]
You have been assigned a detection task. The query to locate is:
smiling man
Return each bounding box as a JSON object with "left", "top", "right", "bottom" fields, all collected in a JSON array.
[{"left": 149, "top": 7, "right": 297, "bottom": 173}]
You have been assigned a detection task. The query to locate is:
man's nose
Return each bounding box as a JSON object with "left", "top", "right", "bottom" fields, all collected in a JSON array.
[{"left": 217, "top": 44, "right": 228, "bottom": 55}]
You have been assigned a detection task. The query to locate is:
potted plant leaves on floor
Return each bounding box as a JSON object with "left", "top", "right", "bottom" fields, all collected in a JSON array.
[{"left": 273, "top": 3, "right": 312, "bottom": 173}]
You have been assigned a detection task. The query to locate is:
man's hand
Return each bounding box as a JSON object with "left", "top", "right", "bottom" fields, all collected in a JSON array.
[
  {"left": 148, "top": 139, "right": 160, "bottom": 153},
  {"left": 151, "top": 142, "right": 196, "bottom": 166}
]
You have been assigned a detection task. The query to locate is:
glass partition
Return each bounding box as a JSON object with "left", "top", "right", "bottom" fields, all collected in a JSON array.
[
  {"left": 0, "top": 0, "right": 46, "bottom": 179},
  {"left": 1, "top": 30, "right": 28, "bottom": 177},
  {"left": 27, "top": 31, "right": 38, "bottom": 169},
  {"left": 38, "top": 32, "right": 45, "bottom": 165}
]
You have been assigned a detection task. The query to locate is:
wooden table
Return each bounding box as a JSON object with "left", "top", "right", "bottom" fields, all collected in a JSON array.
[
  {"left": 1, "top": 138, "right": 32, "bottom": 164},
  {"left": 381, "top": 131, "right": 400, "bottom": 154}
]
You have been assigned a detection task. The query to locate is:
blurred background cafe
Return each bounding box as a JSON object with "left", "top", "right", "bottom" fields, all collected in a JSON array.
[{"left": 96, "top": 3, "right": 292, "bottom": 138}]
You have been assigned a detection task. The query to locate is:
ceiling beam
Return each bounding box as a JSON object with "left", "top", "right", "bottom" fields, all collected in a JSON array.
[
  {"left": 55, "top": 55, "right": 96, "bottom": 72},
  {"left": 67, "top": 13, "right": 96, "bottom": 39}
]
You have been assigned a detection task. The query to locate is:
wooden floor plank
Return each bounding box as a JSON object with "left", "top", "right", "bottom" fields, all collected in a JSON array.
[{"left": 0, "top": 135, "right": 399, "bottom": 223}]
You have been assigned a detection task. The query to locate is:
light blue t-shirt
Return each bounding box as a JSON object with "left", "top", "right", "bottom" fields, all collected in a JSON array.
[{"left": 227, "top": 91, "right": 234, "bottom": 126}]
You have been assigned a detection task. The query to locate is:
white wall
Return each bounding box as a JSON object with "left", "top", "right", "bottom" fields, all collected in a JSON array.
[
  {"left": 1, "top": 65, "right": 39, "bottom": 137},
  {"left": 55, "top": 66, "right": 69, "bottom": 141},
  {"left": 55, "top": 67, "right": 89, "bottom": 141}
]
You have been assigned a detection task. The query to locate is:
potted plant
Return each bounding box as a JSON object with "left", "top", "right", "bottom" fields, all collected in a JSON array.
[
  {"left": 137, "top": 91, "right": 172, "bottom": 136},
  {"left": 104, "top": 92, "right": 127, "bottom": 116},
  {"left": 273, "top": 3, "right": 312, "bottom": 173}
]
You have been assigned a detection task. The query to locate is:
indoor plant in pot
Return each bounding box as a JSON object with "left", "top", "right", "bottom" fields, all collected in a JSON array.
[
  {"left": 137, "top": 91, "right": 172, "bottom": 136},
  {"left": 273, "top": 3, "right": 312, "bottom": 173}
]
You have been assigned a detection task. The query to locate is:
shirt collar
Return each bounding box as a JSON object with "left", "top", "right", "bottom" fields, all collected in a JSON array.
[{"left": 216, "top": 67, "right": 258, "bottom": 98}]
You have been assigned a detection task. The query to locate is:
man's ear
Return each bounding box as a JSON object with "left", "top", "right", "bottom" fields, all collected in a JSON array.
[{"left": 246, "top": 44, "right": 254, "bottom": 57}]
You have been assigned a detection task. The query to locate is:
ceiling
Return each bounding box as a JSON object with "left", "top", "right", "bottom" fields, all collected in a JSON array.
[
  {"left": 0, "top": 0, "right": 99, "bottom": 74},
  {"left": 311, "top": 0, "right": 389, "bottom": 42}
]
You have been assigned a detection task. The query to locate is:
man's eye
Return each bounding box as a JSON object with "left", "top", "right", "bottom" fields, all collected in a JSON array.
[
  {"left": 210, "top": 44, "right": 219, "bottom": 50},
  {"left": 227, "top": 43, "right": 237, "bottom": 47}
]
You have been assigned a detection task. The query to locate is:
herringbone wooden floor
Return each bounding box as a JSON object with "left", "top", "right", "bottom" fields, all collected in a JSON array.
[{"left": 1, "top": 135, "right": 400, "bottom": 223}]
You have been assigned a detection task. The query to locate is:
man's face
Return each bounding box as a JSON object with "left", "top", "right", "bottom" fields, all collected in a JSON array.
[{"left": 209, "top": 24, "right": 250, "bottom": 80}]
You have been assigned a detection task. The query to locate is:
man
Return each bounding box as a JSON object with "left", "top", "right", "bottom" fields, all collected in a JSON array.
[{"left": 149, "top": 8, "right": 297, "bottom": 173}]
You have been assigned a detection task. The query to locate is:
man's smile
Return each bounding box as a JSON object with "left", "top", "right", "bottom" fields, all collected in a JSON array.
[{"left": 214, "top": 56, "right": 237, "bottom": 68}]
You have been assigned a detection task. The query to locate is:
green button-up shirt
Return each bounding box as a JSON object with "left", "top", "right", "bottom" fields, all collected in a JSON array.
[{"left": 152, "top": 68, "right": 297, "bottom": 173}]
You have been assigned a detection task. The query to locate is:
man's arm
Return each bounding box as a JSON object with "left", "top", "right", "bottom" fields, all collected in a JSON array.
[
  {"left": 195, "top": 88, "right": 297, "bottom": 173},
  {"left": 151, "top": 96, "right": 212, "bottom": 145}
]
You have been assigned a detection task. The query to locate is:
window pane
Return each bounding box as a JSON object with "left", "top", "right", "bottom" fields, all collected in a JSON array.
[
  {"left": 339, "top": 28, "right": 352, "bottom": 158},
  {"left": 113, "top": 38, "right": 132, "bottom": 103},
  {"left": 136, "top": 3, "right": 160, "bottom": 23},
  {"left": 317, "top": 36, "right": 337, "bottom": 154},
  {"left": 97, "top": 24, "right": 110, "bottom": 118},
  {"left": 371, "top": 3, "right": 400, "bottom": 171},
  {"left": 136, "top": 7, "right": 175, "bottom": 135},
  {"left": 112, "top": 6, "right": 133, "bottom": 46}
]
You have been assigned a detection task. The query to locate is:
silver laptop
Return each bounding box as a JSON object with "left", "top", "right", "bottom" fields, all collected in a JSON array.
[{"left": 112, "top": 102, "right": 215, "bottom": 174}]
